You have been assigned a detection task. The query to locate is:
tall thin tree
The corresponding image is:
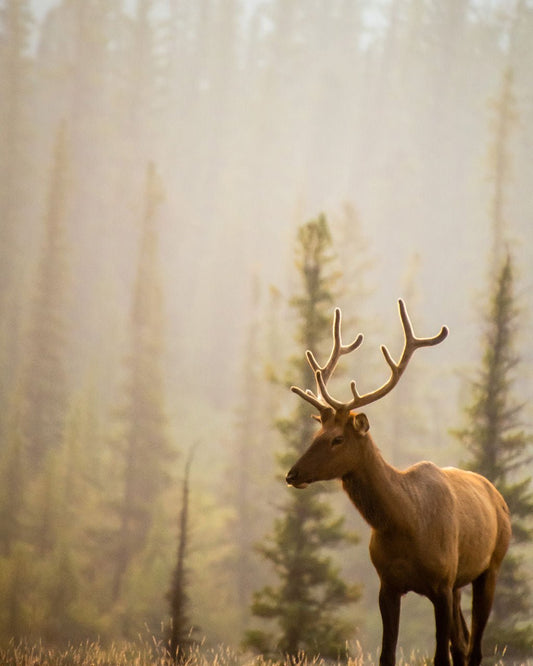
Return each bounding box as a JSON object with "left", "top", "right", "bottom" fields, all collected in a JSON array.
[
  {"left": 454, "top": 253, "right": 533, "bottom": 657},
  {"left": 244, "top": 215, "right": 361, "bottom": 659},
  {"left": 168, "top": 447, "right": 196, "bottom": 663},
  {"left": 486, "top": 67, "right": 518, "bottom": 273},
  {"left": 22, "top": 121, "right": 70, "bottom": 474},
  {"left": 0, "top": 0, "right": 34, "bottom": 330},
  {"left": 111, "top": 162, "right": 175, "bottom": 602}
]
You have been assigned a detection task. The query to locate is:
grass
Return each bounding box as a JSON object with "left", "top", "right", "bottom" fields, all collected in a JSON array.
[
  {"left": 0, "top": 640, "right": 401, "bottom": 666},
  {"left": 0, "top": 639, "right": 530, "bottom": 666}
]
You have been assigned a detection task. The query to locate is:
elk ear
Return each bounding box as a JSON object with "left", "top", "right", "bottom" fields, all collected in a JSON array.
[
  {"left": 311, "top": 414, "right": 321, "bottom": 422},
  {"left": 352, "top": 412, "right": 370, "bottom": 434}
]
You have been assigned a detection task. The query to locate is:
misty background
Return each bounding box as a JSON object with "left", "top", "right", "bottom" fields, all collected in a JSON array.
[{"left": 1, "top": 0, "right": 532, "bottom": 657}]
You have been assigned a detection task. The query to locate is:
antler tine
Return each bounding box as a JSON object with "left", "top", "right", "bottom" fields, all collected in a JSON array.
[
  {"left": 292, "top": 300, "right": 448, "bottom": 413},
  {"left": 307, "top": 308, "right": 364, "bottom": 385},
  {"left": 292, "top": 307, "right": 364, "bottom": 412},
  {"left": 316, "top": 370, "right": 348, "bottom": 411},
  {"left": 290, "top": 385, "right": 325, "bottom": 411},
  {"left": 395, "top": 299, "right": 448, "bottom": 370},
  {"left": 346, "top": 299, "right": 448, "bottom": 409}
]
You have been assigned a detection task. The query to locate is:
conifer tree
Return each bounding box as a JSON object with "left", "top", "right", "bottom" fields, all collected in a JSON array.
[
  {"left": 22, "top": 121, "right": 70, "bottom": 472},
  {"left": 244, "top": 215, "right": 361, "bottom": 659},
  {"left": 167, "top": 449, "right": 196, "bottom": 663},
  {"left": 487, "top": 68, "right": 518, "bottom": 272},
  {"left": 111, "top": 162, "right": 175, "bottom": 602},
  {"left": 0, "top": 0, "right": 33, "bottom": 323},
  {"left": 41, "top": 386, "right": 105, "bottom": 644},
  {"left": 226, "top": 278, "right": 279, "bottom": 638},
  {"left": 454, "top": 253, "right": 533, "bottom": 657},
  {"left": 0, "top": 392, "right": 25, "bottom": 556},
  {"left": 233, "top": 285, "right": 262, "bottom": 623}
]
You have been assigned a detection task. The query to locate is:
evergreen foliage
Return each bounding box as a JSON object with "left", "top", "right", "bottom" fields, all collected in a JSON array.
[
  {"left": 111, "top": 162, "right": 175, "bottom": 602},
  {"left": 167, "top": 449, "right": 196, "bottom": 663},
  {"left": 487, "top": 68, "right": 518, "bottom": 272},
  {"left": 0, "top": 417, "right": 24, "bottom": 556},
  {"left": 228, "top": 280, "right": 275, "bottom": 637},
  {"left": 0, "top": 0, "right": 33, "bottom": 322},
  {"left": 244, "top": 216, "right": 361, "bottom": 659},
  {"left": 21, "top": 121, "right": 70, "bottom": 473},
  {"left": 454, "top": 253, "right": 533, "bottom": 657}
]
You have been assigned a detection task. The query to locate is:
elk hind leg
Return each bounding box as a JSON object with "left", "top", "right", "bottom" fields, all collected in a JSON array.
[
  {"left": 450, "top": 588, "right": 469, "bottom": 666},
  {"left": 468, "top": 568, "right": 497, "bottom": 666}
]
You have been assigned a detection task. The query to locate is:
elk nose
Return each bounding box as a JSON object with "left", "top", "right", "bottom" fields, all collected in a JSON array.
[{"left": 286, "top": 469, "right": 298, "bottom": 485}]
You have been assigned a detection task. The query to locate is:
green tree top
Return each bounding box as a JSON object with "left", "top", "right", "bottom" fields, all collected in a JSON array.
[{"left": 458, "top": 255, "right": 533, "bottom": 525}]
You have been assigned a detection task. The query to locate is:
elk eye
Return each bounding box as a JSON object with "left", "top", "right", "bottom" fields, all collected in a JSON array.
[{"left": 331, "top": 435, "right": 344, "bottom": 447}]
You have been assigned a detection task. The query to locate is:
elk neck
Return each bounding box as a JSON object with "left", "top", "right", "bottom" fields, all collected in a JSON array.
[{"left": 341, "top": 434, "right": 410, "bottom": 531}]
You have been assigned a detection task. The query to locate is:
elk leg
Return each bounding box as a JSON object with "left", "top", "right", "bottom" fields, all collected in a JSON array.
[
  {"left": 468, "top": 568, "right": 496, "bottom": 666},
  {"left": 378, "top": 585, "right": 401, "bottom": 666},
  {"left": 450, "top": 588, "right": 469, "bottom": 666},
  {"left": 432, "top": 588, "right": 453, "bottom": 666}
]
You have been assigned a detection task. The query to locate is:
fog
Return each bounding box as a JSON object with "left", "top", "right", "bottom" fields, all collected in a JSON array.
[{"left": 1, "top": 0, "right": 532, "bottom": 657}]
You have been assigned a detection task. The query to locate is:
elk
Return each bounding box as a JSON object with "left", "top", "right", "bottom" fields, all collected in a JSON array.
[{"left": 286, "top": 300, "right": 511, "bottom": 666}]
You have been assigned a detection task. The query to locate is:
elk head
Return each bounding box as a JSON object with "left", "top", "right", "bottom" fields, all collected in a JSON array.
[{"left": 286, "top": 300, "right": 448, "bottom": 488}]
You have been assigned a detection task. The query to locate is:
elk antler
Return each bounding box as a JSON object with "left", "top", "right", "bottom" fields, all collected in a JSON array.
[
  {"left": 291, "top": 308, "right": 363, "bottom": 411},
  {"left": 291, "top": 300, "right": 448, "bottom": 412}
]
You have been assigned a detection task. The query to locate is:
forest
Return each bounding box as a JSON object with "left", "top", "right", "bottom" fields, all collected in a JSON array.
[{"left": 0, "top": 0, "right": 532, "bottom": 663}]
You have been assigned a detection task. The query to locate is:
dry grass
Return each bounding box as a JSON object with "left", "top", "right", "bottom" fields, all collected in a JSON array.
[
  {"left": 0, "top": 640, "right": 387, "bottom": 666},
  {"left": 0, "top": 639, "right": 529, "bottom": 666}
]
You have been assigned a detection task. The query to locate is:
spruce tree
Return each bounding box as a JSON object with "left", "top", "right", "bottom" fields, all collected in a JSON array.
[
  {"left": 486, "top": 68, "right": 518, "bottom": 272},
  {"left": 0, "top": 393, "right": 25, "bottom": 556},
  {"left": 244, "top": 215, "right": 361, "bottom": 659},
  {"left": 167, "top": 449, "right": 196, "bottom": 663},
  {"left": 225, "top": 278, "right": 280, "bottom": 641},
  {"left": 0, "top": 0, "right": 34, "bottom": 324},
  {"left": 21, "top": 121, "right": 70, "bottom": 473},
  {"left": 454, "top": 253, "right": 533, "bottom": 658},
  {"left": 235, "top": 286, "right": 263, "bottom": 618},
  {"left": 111, "top": 162, "right": 175, "bottom": 602}
]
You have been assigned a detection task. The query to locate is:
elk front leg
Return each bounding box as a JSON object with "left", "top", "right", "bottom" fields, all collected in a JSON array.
[
  {"left": 378, "top": 584, "right": 401, "bottom": 666},
  {"left": 432, "top": 588, "right": 454, "bottom": 666}
]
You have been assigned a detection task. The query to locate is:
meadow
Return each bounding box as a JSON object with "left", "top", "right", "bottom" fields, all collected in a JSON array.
[
  {"left": 0, "top": 638, "right": 528, "bottom": 666},
  {"left": 0, "top": 639, "right": 423, "bottom": 666}
]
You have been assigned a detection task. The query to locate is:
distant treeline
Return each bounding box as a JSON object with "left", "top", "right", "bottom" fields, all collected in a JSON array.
[{"left": 0, "top": 0, "right": 532, "bottom": 656}]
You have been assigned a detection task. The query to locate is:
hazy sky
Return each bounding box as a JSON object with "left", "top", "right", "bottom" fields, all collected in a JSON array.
[{"left": 31, "top": 0, "right": 136, "bottom": 17}]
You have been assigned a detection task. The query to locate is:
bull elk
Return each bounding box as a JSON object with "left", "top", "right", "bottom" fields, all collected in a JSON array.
[{"left": 286, "top": 300, "right": 511, "bottom": 666}]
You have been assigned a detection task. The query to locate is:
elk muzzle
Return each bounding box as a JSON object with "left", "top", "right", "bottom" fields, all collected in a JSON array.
[{"left": 285, "top": 467, "right": 310, "bottom": 489}]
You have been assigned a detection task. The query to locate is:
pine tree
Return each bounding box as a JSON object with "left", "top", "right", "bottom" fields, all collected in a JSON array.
[
  {"left": 454, "top": 253, "right": 533, "bottom": 657},
  {"left": 111, "top": 162, "right": 175, "bottom": 602},
  {"left": 0, "top": 0, "right": 34, "bottom": 323},
  {"left": 126, "top": 0, "right": 160, "bottom": 156},
  {"left": 225, "top": 277, "right": 280, "bottom": 639},
  {"left": 0, "top": 397, "right": 25, "bottom": 556},
  {"left": 167, "top": 449, "right": 196, "bottom": 663},
  {"left": 22, "top": 121, "right": 70, "bottom": 473},
  {"left": 487, "top": 68, "right": 518, "bottom": 273},
  {"left": 233, "top": 282, "right": 262, "bottom": 623},
  {"left": 244, "top": 215, "right": 361, "bottom": 659}
]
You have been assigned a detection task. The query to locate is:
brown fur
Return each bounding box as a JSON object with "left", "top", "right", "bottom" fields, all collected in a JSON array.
[{"left": 286, "top": 409, "right": 511, "bottom": 666}]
